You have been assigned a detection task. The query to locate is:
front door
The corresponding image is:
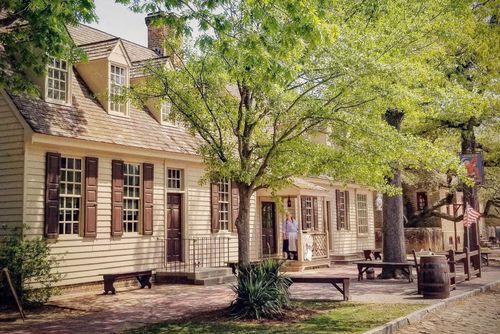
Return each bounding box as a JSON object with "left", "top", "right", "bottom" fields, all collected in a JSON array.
[
  {"left": 167, "top": 193, "right": 182, "bottom": 262},
  {"left": 261, "top": 202, "right": 276, "bottom": 256}
]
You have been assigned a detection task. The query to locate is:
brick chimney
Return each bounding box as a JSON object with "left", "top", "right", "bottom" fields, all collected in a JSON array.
[{"left": 145, "top": 12, "right": 179, "bottom": 58}]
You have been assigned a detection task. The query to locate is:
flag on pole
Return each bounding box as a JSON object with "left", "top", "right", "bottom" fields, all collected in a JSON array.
[{"left": 463, "top": 205, "right": 481, "bottom": 227}]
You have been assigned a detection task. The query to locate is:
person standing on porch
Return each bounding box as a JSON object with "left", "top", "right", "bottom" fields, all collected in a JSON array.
[{"left": 283, "top": 213, "right": 298, "bottom": 260}]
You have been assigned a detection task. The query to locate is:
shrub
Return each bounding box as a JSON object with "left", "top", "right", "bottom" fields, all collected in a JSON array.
[
  {"left": 229, "top": 258, "right": 291, "bottom": 319},
  {"left": 0, "top": 227, "right": 62, "bottom": 307}
]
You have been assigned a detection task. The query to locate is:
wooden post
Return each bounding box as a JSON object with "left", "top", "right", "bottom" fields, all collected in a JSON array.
[
  {"left": 465, "top": 247, "right": 471, "bottom": 281},
  {"left": 297, "top": 230, "right": 304, "bottom": 262},
  {"left": 448, "top": 249, "right": 456, "bottom": 289},
  {"left": 1, "top": 268, "right": 25, "bottom": 321}
]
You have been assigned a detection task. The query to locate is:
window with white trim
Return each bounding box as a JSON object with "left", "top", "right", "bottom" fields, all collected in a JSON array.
[
  {"left": 356, "top": 194, "right": 368, "bottom": 234},
  {"left": 167, "top": 168, "right": 183, "bottom": 190},
  {"left": 123, "top": 163, "right": 140, "bottom": 232},
  {"left": 59, "top": 157, "right": 82, "bottom": 235},
  {"left": 161, "top": 101, "right": 171, "bottom": 123},
  {"left": 110, "top": 64, "right": 127, "bottom": 114},
  {"left": 218, "top": 178, "right": 230, "bottom": 230},
  {"left": 47, "top": 58, "right": 69, "bottom": 103}
]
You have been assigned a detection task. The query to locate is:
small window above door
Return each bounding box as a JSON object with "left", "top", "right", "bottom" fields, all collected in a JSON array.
[{"left": 167, "top": 168, "right": 183, "bottom": 190}]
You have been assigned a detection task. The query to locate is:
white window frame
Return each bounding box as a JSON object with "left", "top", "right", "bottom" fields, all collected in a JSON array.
[
  {"left": 218, "top": 178, "right": 230, "bottom": 231},
  {"left": 123, "top": 163, "right": 141, "bottom": 233},
  {"left": 46, "top": 58, "right": 70, "bottom": 105},
  {"left": 109, "top": 63, "right": 128, "bottom": 115},
  {"left": 356, "top": 193, "right": 369, "bottom": 235},
  {"left": 59, "top": 156, "right": 83, "bottom": 236},
  {"left": 167, "top": 168, "right": 183, "bottom": 190},
  {"left": 337, "top": 191, "right": 349, "bottom": 230},
  {"left": 160, "top": 101, "right": 171, "bottom": 124}
]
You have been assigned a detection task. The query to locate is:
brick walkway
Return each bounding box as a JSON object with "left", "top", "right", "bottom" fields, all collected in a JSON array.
[
  {"left": 395, "top": 287, "right": 500, "bottom": 334},
  {"left": 0, "top": 264, "right": 499, "bottom": 334}
]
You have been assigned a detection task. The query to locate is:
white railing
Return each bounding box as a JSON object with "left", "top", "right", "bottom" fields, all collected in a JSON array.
[{"left": 297, "top": 230, "right": 329, "bottom": 261}]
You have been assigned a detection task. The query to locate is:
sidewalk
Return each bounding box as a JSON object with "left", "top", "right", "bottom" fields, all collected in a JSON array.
[{"left": 1, "top": 264, "right": 499, "bottom": 334}]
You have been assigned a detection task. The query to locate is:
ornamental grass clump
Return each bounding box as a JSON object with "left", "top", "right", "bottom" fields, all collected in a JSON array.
[{"left": 229, "top": 258, "right": 291, "bottom": 319}]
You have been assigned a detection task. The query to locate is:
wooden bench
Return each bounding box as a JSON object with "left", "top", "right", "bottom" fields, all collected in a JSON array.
[
  {"left": 355, "top": 261, "right": 414, "bottom": 282},
  {"left": 363, "top": 249, "right": 382, "bottom": 261},
  {"left": 101, "top": 270, "right": 153, "bottom": 294},
  {"left": 288, "top": 276, "right": 350, "bottom": 301}
]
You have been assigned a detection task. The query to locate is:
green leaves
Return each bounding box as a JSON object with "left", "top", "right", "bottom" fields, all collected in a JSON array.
[{"left": 0, "top": 0, "right": 97, "bottom": 93}]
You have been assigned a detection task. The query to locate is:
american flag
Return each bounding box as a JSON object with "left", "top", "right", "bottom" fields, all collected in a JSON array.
[{"left": 463, "top": 205, "right": 481, "bottom": 227}]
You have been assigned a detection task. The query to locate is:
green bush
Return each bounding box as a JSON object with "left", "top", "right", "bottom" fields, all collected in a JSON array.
[
  {"left": 0, "top": 227, "right": 62, "bottom": 307},
  {"left": 229, "top": 258, "right": 292, "bottom": 319}
]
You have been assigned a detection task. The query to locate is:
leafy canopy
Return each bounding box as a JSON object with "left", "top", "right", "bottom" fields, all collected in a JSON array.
[
  {"left": 0, "top": 0, "right": 97, "bottom": 94},
  {"left": 122, "top": 0, "right": 463, "bottom": 194}
]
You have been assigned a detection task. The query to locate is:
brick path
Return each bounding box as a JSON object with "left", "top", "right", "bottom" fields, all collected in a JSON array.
[
  {"left": 0, "top": 264, "right": 498, "bottom": 334},
  {"left": 395, "top": 287, "right": 500, "bottom": 334}
]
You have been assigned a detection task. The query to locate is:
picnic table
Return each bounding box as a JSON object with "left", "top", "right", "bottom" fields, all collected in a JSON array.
[{"left": 355, "top": 261, "right": 414, "bottom": 282}]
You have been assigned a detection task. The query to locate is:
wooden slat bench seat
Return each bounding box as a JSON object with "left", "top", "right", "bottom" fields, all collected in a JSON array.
[
  {"left": 355, "top": 261, "right": 414, "bottom": 283},
  {"left": 288, "top": 276, "right": 350, "bottom": 301},
  {"left": 101, "top": 270, "right": 153, "bottom": 294}
]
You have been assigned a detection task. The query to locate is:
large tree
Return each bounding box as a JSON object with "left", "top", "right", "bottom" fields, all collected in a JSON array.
[
  {"left": 121, "top": 0, "right": 464, "bottom": 265},
  {"left": 0, "top": 0, "right": 97, "bottom": 93},
  {"left": 404, "top": 1, "right": 499, "bottom": 241}
]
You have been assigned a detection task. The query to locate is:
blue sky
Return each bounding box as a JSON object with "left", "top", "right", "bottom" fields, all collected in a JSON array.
[{"left": 89, "top": 0, "right": 148, "bottom": 46}]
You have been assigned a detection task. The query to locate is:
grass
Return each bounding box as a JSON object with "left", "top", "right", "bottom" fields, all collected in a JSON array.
[{"left": 126, "top": 301, "right": 423, "bottom": 334}]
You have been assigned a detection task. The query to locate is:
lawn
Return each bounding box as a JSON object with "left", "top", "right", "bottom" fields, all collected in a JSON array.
[{"left": 126, "top": 301, "right": 423, "bottom": 334}]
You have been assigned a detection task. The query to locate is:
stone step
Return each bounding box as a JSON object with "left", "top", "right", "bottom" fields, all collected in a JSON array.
[
  {"left": 193, "top": 275, "right": 236, "bottom": 286},
  {"left": 189, "top": 267, "right": 233, "bottom": 279}
]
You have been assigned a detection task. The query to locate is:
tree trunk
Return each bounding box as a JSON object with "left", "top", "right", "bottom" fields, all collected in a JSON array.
[
  {"left": 236, "top": 183, "right": 253, "bottom": 265},
  {"left": 461, "top": 118, "right": 479, "bottom": 259},
  {"left": 381, "top": 108, "right": 407, "bottom": 278},
  {"left": 381, "top": 171, "right": 407, "bottom": 277}
]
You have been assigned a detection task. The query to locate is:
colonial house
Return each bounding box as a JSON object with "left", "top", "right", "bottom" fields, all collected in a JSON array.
[{"left": 0, "top": 16, "right": 376, "bottom": 287}]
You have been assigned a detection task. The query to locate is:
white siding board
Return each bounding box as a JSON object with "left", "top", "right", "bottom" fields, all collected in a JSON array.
[
  {"left": 0, "top": 94, "right": 24, "bottom": 234},
  {"left": 24, "top": 146, "right": 165, "bottom": 285}
]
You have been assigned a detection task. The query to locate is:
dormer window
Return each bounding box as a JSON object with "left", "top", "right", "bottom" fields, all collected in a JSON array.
[
  {"left": 160, "top": 101, "right": 171, "bottom": 123},
  {"left": 109, "top": 64, "right": 127, "bottom": 114},
  {"left": 47, "top": 58, "right": 69, "bottom": 104}
]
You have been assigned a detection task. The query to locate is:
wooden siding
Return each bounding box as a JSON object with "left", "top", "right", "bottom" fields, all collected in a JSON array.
[
  {"left": 0, "top": 94, "right": 25, "bottom": 234},
  {"left": 24, "top": 145, "right": 165, "bottom": 285},
  {"left": 23, "top": 145, "right": 260, "bottom": 285},
  {"left": 185, "top": 167, "right": 258, "bottom": 261},
  {"left": 330, "top": 189, "right": 375, "bottom": 255}
]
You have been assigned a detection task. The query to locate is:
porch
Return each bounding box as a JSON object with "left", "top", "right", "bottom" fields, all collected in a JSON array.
[{"left": 257, "top": 178, "right": 332, "bottom": 271}]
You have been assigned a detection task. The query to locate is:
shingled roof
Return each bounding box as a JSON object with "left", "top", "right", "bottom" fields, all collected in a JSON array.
[
  {"left": 9, "top": 68, "right": 200, "bottom": 156},
  {"left": 5, "top": 22, "right": 200, "bottom": 155},
  {"left": 66, "top": 24, "right": 160, "bottom": 62}
]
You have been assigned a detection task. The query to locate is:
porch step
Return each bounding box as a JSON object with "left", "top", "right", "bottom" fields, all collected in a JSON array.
[
  {"left": 330, "top": 253, "right": 364, "bottom": 265},
  {"left": 194, "top": 275, "right": 236, "bottom": 286},
  {"left": 155, "top": 267, "right": 234, "bottom": 285},
  {"left": 281, "top": 258, "right": 331, "bottom": 272}
]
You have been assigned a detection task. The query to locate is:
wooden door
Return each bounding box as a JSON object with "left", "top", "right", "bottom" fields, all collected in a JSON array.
[
  {"left": 261, "top": 202, "right": 276, "bottom": 256},
  {"left": 167, "top": 193, "right": 182, "bottom": 262}
]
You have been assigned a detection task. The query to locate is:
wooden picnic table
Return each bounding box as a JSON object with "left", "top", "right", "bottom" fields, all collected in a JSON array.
[{"left": 355, "top": 261, "right": 414, "bottom": 282}]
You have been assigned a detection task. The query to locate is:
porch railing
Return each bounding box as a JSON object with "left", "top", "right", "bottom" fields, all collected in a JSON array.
[
  {"left": 311, "top": 232, "right": 329, "bottom": 259},
  {"left": 297, "top": 231, "right": 329, "bottom": 261},
  {"left": 163, "top": 236, "right": 231, "bottom": 273}
]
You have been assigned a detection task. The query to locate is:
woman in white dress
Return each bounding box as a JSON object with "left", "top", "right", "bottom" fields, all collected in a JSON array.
[{"left": 282, "top": 213, "right": 298, "bottom": 260}]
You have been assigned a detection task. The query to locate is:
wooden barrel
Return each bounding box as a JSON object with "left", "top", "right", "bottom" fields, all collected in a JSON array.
[{"left": 420, "top": 256, "right": 450, "bottom": 299}]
